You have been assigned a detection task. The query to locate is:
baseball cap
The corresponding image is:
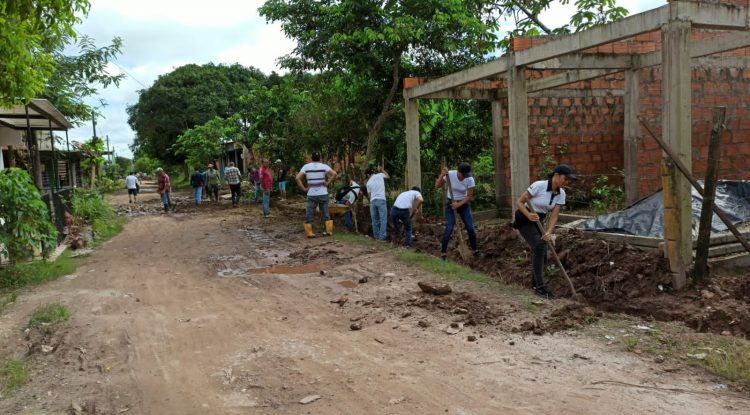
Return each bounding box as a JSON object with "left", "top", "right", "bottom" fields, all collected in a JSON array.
[
  {"left": 275, "top": 159, "right": 282, "bottom": 164},
  {"left": 457, "top": 162, "right": 472, "bottom": 178},
  {"left": 553, "top": 164, "right": 577, "bottom": 180}
]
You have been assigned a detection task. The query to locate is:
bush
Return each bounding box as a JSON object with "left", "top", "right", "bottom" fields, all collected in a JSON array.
[
  {"left": 70, "top": 189, "right": 115, "bottom": 223},
  {"left": 27, "top": 303, "right": 71, "bottom": 329}
]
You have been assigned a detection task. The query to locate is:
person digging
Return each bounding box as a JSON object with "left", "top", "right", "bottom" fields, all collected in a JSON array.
[{"left": 296, "top": 151, "right": 338, "bottom": 237}]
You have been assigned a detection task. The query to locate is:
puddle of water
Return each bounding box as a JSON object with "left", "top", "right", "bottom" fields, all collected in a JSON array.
[
  {"left": 247, "top": 262, "right": 328, "bottom": 274},
  {"left": 337, "top": 280, "right": 357, "bottom": 289}
]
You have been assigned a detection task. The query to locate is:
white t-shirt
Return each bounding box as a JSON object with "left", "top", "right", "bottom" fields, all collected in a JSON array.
[
  {"left": 526, "top": 179, "right": 566, "bottom": 214},
  {"left": 125, "top": 175, "right": 139, "bottom": 190},
  {"left": 344, "top": 181, "right": 360, "bottom": 205},
  {"left": 393, "top": 190, "right": 423, "bottom": 209},
  {"left": 366, "top": 173, "right": 387, "bottom": 201},
  {"left": 300, "top": 162, "right": 332, "bottom": 197},
  {"left": 445, "top": 170, "right": 475, "bottom": 201}
]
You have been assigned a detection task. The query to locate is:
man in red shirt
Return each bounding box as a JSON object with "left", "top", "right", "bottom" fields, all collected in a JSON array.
[
  {"left": 156, "top": 167, "right": 172, "bottom": 213},
  {"left": 259, "top": 159, "right": 274, "bottom": 218}
]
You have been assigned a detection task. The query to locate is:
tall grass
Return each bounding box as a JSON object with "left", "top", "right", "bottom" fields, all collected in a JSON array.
[{"left": 0, "top": 358, "right": 29, "bottom": 394}]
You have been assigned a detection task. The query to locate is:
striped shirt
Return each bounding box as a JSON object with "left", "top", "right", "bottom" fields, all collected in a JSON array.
[
  {"left": 300, "top": 162, "right": 332, "bottom": 196},
  {"left": 225, "top": 166, "right": 241, "bottom": 185}
]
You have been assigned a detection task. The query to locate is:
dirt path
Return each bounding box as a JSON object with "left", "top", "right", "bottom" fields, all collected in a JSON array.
[{"left": 0, "top": 197, "right": 748, "bottom": 414}]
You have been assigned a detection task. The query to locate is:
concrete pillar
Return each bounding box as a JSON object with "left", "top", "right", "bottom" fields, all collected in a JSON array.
[
  {"left": 404, "top": 94, "right": 421, "bottom": 189},
  {"left": 661, "top": 19, "right": 692, "bottom": 289},
  {"left": 623, "top": 69, "right": 640, "bottom": 204},
  {"left": 491, "top": 99, "right": 509, "bottom": 217},
  {"left": 508, "top": 58, "right": 530, "bottom": 211}
]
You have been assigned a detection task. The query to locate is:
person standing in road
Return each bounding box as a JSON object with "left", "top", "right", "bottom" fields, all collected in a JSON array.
[
  {"left": 296, "top": 151, "right": 337, "bottom": 237},
  {"left": 225, "top": 162, "right": 242, "bottom": 207},
  {"left": 259, "top": 159, "right": 274, "bottom": 218},
  {"left": 204, "top": 164, "right": 221, "bottom": 204},
  {"left": 365, "top": 165, "right": 389, "bottom": 241},
  {"left": 190, "top": 167, "right": 205, "bottom": 204},
  {"left": 390, "top": 186, "right": 423, "bottom": 248},
  {"left": 435, "top": 162, "right": 479, "bottom": 260},
  {"left": 248, "top": 166, "right": 261, "bottom": 203},
  {"left": 156, "top": 167, "right": 172, "bottom": 213},
  {"left": 125, "top": 171, "right": 140, "bottom": 203},
  {"left": 275, "top": 159, "right": 289, "bottom": 201},
  {"left": 514, "top": 164, "right": 577, "bottom": 299}
]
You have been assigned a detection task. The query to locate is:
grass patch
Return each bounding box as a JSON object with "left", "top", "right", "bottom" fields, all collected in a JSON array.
[
  {"left": 27, "top": 303, "right": 71, "bottom": 329},
  {"left": 0, "top": 251, "right": 76, "bottom": 290},
  {"left": 0, "top": 358, "right": 29, "bottom": 394},
  {"left": 333, "top": 232, "right": 382, "bottom": 248},
  {"left": 92, "top": 216, "right": 125, "bottom": 245},
  {"left": 395, "top": 250, "right": 489, "bottom": 283},
  {"left": 679, "top": 337, "right": 750, "bottom": 384},
  {"left": 0, "top": 292, "right": 18, "bottom": 313}
]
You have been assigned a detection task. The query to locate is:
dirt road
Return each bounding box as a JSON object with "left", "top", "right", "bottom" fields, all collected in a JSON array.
[{"left": 0, "top": 192, "right": 747, "bottom": 414}]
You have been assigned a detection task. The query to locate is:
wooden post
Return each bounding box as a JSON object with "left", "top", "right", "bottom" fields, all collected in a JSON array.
[
  {"left": 661, "top": 19, "right": 692, "bottom": 288},
  {"left": 694, "top": 107, "right": 726, "bottom": 282},
  {"left": 404, "top": 93, "right": 421, "bottom": 190},
  {"left": 491, "top": 99, "right": 509, "bottom": 217},
  {"left": 508, "top": 56, "right": 530, "bottom": 213},
  {"left": 623, "top": 69, "right": 640, "bottom": 204},
  {"left": 661, "top": 158, "right": 685, "bottom": 287}
]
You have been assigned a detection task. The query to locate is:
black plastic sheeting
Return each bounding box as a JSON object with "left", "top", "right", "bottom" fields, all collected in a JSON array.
[{"left": 577, "top": 180, "right": 750, "bottom": 239}]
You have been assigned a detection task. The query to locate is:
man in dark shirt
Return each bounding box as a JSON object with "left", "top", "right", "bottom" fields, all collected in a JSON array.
[{"left": 190, "top": 167, "right": 205, "bottom": 204}]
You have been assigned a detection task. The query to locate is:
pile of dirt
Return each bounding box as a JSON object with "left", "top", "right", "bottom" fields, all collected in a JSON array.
[{"left": 401, "top": 290, "right": 505, "bottom": 327}]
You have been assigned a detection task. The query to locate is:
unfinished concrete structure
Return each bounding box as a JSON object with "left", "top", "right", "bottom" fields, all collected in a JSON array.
[{"left": 403, "top": 0, "right": 750, "bottom": 288}]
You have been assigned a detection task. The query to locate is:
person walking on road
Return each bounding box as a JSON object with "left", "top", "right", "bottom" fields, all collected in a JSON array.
[
  {"left": 204, "top": 164, "right": 221, "bottom": 204},
  {"left": 260, "top": 159, "right": 274, "bottom": 218},
  {"left": 514, "top": 164, "right": 577, "bottom": 299},
  {"left": 275, "top": 159, "right": 289, "bottom": 201},
  {"left": 190, "top": 167, "right": 205, "bottom": 204},
  {"left": 435, "top": 162, "right": 479, "bottom": 260},
  {"left": 156, "top": 167, "right": 172, "bottom": 213},
  {"left": 225, "top": 162, "right": 242, "bottom": 207},
  {"left": 390, "top": 186, "right": 423, "bottom": 248},
  {"left": 296, "top": 151, "right": 337, "bottom": 237},
  {"left": 365, "top": 165, "right": 389, "bottom": 241},
  {"left": 125, "top": 171, "right": 140, "bottom": 203}
]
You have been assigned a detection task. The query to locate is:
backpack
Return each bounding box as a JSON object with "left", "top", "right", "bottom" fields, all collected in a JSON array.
[{"left": 335, "top": 185, "right": 360, "bottom": 203}]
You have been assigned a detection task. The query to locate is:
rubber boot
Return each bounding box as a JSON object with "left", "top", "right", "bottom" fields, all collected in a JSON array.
[
  {"left": 163, "top": 204, "right": 169, "bottom": 213},
  {"left": 322, "top": 220, "right": 334, "bottom": 236},
  {"left": 304, "top": 223, "right": 316, "bottom": 238}
]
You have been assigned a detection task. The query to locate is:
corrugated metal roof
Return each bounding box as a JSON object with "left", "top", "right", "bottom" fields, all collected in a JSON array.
[{"left": 0, "top": 99, "right": 72, "bottom": 130}]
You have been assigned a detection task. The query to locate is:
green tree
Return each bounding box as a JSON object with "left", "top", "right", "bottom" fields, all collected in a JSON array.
[
  {"left": 0, "top": 168, "right": 58, "bottom": 263},
  {"left": 127, "top": 63, "right": 266, "bottom": 165},
  {"left": 133, "top": 155, "right": 160, "bottom": 175},
  {"left": 0, "top": 0, "right": 90, "bottom": 106},
  {"left": 172, "top": 114, "right": 244, "bottom": 167},
  {"left": 259, "top": 0, "right": 498, "bottom": 173}
]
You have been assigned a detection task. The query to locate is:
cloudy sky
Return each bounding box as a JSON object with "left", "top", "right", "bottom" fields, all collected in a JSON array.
[{"left": 69, "top": 0, "right": 664, "bottom": 159}]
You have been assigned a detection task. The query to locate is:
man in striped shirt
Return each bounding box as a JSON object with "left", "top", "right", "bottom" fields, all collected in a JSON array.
[
  {"left": 224, "top": 162, "right": 242, "bottom": 207},
  {"left": 296, "top": 151, "right": 337, "bottom": 237}
]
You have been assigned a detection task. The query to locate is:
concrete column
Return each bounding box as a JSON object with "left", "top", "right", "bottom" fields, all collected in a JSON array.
[
  {"left": 661, "top": 19, "right": 692, "bottom": 289},
  {"left": 491, "top": 99, "right": 509, "bottom": 217},
  {"left": 623, "top": 69, "right": 640, "bottom": 204},
  {"left": 404, "top": 94, "right": 421, "bottom": 189},
  {"left": 508, "top": 58, "right": 530, "bottom": 211}
]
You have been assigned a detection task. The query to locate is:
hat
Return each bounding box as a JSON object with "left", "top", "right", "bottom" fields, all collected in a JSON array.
[
  {"left": 208, "top": 163, "right": 214, "bottom": 168},
  {"left": 553, "top": 164, "right": 577, "bottom": 180},
  {"left": 155, "top": 167, "right": 163, "bottom": 173},
  {"left": 457, "top": 162, "right": 472, "bottom": 178},
  {"left": 275, "top": 159, "right": 282, "bottom": 164}
]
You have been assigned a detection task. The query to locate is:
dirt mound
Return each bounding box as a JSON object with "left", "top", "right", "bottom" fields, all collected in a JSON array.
[{"left": 403, "top": 290, "right": 504, "bottom": 327}]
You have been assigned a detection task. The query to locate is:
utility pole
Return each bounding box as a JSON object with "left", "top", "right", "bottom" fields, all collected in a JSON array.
[
  {"left": 106, "top": 135, "right": 111, "bottom": 162},
  {"left": 92, "top": 111, "right": 98, "bottom": 139}
]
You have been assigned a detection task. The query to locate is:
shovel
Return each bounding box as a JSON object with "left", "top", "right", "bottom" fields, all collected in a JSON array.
[
  {"left": 530, "top": 213, "right": 578, "bottom": 298},
  {"left": 445, "top": 172, "right": 473, "bottom": 262}
]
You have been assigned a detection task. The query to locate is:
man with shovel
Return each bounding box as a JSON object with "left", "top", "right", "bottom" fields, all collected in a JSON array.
[
  {"left": 435, "top": 162, "right": 479, "bottom": 261},
  {"left": 390, "top": 186, "right": 423, "bottom": 248},
  {"left": 513, "top": 164, "right": 577, "bottom": 299}
]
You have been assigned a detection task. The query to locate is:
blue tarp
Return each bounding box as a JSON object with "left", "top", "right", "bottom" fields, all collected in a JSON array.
[{"left": 576, "top": 180, "right": 750, "bottom": 238}]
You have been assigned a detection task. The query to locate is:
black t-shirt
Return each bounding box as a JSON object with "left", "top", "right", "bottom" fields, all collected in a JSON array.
[
  {"left": 190, "top": 171, "right": 204, "bottom": 187},
  {"left": 278, "top": 165, "right": 288, "bottom": 181}
]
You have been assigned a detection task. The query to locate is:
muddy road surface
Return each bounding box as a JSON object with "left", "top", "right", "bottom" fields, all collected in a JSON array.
[{"left": 0, "top": 195, "right": 748, "bottom": 414}]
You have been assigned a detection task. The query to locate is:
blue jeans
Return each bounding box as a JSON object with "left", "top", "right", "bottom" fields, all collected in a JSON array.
[
  {"left": 369, "top": 199, "right": 388, "bottom": 240},
  {"left": 518, "top": 220, "right": 548, "bottom": 288},
  {"left": 390, "top": 207, "right": 412, "bottom": 247},
  {"left": 160, "top": 192, "right": 171, "bottom": 206},
  {"left": 193, "top": 186, "right": 202, "bottom": 204},
  {"left": 440, "top": 201, "right": 477, "bottom": 253},
  {"left": 262, "top": 190, "right": 270, "bottom": 216},
  {"left": 305, "top": 194, "right": 330, "bottom": 223},
  {"left": 345, "top": 209, "right": 354, "bottom": 230},
  {"left": 254, "top": 183, "right": 262, "bottom": 202}
]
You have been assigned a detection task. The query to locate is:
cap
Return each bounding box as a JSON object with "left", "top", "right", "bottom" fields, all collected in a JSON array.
[
  {"left": 208, "top": 163, "right": 214, "bottom": 168},
  {"left": 275, "top": 159, "right": 282, "bottom": 164},
  {"left": 155, "top": 167, "right": 163, "bottom": 173},
  {"left": 457, "top": 162, "right": 472, "bottom": 178},
  {"left": 553, "top": 164, "right": 577, "bottom": 180}
]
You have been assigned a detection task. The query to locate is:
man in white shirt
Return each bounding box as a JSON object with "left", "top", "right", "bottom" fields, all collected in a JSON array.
[
  {"left": 296, "top": 151, "right": 338, "bottom": 237},
  {"left": 435, "top": 162, "right": 479, "bottom": 260},
  {"left": 336, "top": 180, "right": 361, "bottom": 231},
  {"left": 365, "top": 165, "right": 389, "bottom": 241},
  {"left": 390, "top": 186, "right": 423, "bottom": 247},
  {"left": 125, "top": 171, "right": 140, "bottom": 203}
]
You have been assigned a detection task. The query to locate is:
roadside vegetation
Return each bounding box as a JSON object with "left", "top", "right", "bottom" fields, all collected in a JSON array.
[
  {"left": 27, "top": 303, "right": 71, "bottom": 330},
  {"left": 0, "top": 358, "right": 29, "bottom": 396}
]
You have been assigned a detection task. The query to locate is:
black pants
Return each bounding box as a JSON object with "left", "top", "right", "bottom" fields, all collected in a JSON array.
[
  {"left": 517, "top": 220, "right": 548, "bottom": 288},
  {"left": 229, "top": 183, "right": 241, "bottom": 206}
]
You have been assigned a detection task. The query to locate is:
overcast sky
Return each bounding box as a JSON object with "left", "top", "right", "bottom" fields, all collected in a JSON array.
[{"left": 68, "top": 0, "right": 664, "bottom": 159}]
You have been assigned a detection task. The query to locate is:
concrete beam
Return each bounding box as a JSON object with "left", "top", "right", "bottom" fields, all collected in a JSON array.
[
  {"left": 507, "top": 59, "right": 530, "bottom": 212},
  {"left": 635, "top": 30, "right": 750, "bottom": 69},
  {"left": 491, "top": 100, "right": 510, "bottom": 217},
  {"left": 529, "top": 54, "right": 632, "bottom": 70},
  {"left": 405, "top": 58, "right": 509, "bottom": 99},
  {"left": 527, "top": 69, "right": 621, "bottom": 92},
  {"left": 674, "top": 1, "right": 750, "bottom": 30},
  {"left": 515, "top": 5, "right": 670, "bottom": 66},
  {"left": 404, "top": 95, "right": 421, "bottom": 190},
  {"left": 623, "top": 70, "right": 640, "bottom": 205}
]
